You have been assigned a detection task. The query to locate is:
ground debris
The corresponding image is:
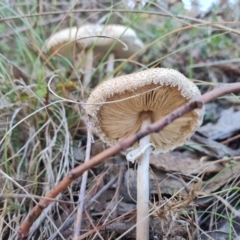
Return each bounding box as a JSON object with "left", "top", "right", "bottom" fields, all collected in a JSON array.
[
  {"left": 150, "top": 151, "right": 222, "bottom": 175},
  {"left": 187, "top": 134, "right": 240, "bottom": 158},
  {"left": 202, "top": 161, "right": 240, "bottom": 193},
  {"left": 200, "top": 108, "right": 240, "bottom": 140},
  {"left": 120, "top": 168, "right": 190, "bottom": 203}
]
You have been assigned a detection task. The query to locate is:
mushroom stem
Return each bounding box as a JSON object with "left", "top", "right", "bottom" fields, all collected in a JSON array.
[
  {"left": 106, "top": 52, "right": 115, "bottom": 79},
  {"left": 136, "top": 117, "right": 152, "bottom": 240},
  {"left": 82, "top": 49, "right": 94, "bottom": 88}
]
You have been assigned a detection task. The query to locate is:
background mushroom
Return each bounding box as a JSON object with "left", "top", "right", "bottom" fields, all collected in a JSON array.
[
  {"left": 86, "top": 68, "right": 204, "bottom": 240},
  {"left": 95, "top": 24, "right": 144, "bottom": 79},
  {"left": 46, "top": 26, "right": 94, "bottom": 88},
  {"left": 46, "top": 27, "right": 81, "bottom": 60},
  {"left": 46, "top": 24, "right": 144, "bottom": 87}
]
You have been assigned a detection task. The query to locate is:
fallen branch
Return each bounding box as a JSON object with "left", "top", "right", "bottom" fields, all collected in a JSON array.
[{"left": 18, "top": 82, "right": 240, "bottom": 238}]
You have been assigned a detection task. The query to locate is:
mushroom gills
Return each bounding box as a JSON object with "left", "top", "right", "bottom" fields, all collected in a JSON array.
[{"left": 99, "top": 86, "right": 196, "bottom": 149}]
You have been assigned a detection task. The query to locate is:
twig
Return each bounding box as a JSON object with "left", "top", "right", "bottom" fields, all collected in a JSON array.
[
  {"left": 221, "top": 133, "right": 240, "bottom": 145},
  {"left": 112, "top": 165, "right": 126, "bottom": 219},
  {"left": 78, "top": 209, "right": 136, "bottom": 240},
  {"left": 18, "top": 82, "right": 240, "bottom": 238},
  {"left": 166, "top": 173, "right": 190, "bottom": 194},
  {"left": 0, "top": 194, "right": 74, "bottom": 204},
  {"left": 85, "top": 210, "right": 104, "bottom": 240},
  {"left": 85, "top": 176, "right": 118, "bottom": 209},
  {"left": 73, "top": 120, "right": 92, "bottom": 239},
  {"left": 48, "top": 176, "right": 118, "bottom": 240},
  {"left": 201, "top": 82, "right": 240, "bottom": 103}
]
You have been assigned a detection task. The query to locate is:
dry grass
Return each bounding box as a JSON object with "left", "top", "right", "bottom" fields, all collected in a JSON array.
[{"left": 1, "top": 0, "right": 240, "bottom": 239}]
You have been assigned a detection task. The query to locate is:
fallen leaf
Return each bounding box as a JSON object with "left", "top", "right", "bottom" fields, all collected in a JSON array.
[
  {"left": 200, "top": 108, "right": 240, "bottom": 140},
  {"left": 202, "top": 162, "right": 240, "bottom": 193},
  {"left": 150, "top": 151, "right": 222, "bottom": 175},
  {"left": 104, "top": 201, "right": 136, "bottom": 215},
  {"left": 120, "top": 168, "right": 189, "bottom": 203},
  {"left": 188, "top": 134, "right": 240, "bottom": 158}
]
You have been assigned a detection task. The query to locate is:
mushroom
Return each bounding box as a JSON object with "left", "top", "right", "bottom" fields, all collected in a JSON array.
[
  {"left": 46, "top": 26, "right": 94, "bottom": 88},
  {"left": 94, "top": 24, "right": 144, "bottom": 79},
  {"left": 86, "top": 68, "right": 204, "bottom": 240},
  {"left": 46, "top": 27, "right": 81, "bottom": 61},
  {"left": 74, "top": 24, "right": 144, "bottom": 80},
  {"left": 46, "top": 24, "right": 144, "bottom": 87}
]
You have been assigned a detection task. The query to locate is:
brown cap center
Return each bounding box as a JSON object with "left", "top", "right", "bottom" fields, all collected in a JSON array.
[{"left": 139, "top": 111, "right": 152, "bottom": 121}]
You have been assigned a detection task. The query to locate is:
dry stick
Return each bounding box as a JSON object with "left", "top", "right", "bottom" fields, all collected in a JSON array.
[
  {"left": 85, "top": 210, "right": 104, "bottom": 240},
  {"left": 18, "top": 82, "right": 240, "bottom": 238},
  {"left": 78, "top": 209, "right": 136, "bottom": 240},
  {"left": 85, "top": 175, "right": 118, "bottom": 209},
  {"left": 112, "top": 165, "right": 126, "bottom": 219},
  {"left": 47, "top": 176, "right": 118, "bottom": 240},
  {"left": 221, "top": 133, "right": 240, "bottom": 145},
  {"left": 73, "top": 122, "right": 92, "bottom": 240}
]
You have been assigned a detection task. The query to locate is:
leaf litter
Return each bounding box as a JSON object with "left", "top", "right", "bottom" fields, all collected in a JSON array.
[{"left": 200, "top": 107, "right": 240, "bottom": 140}]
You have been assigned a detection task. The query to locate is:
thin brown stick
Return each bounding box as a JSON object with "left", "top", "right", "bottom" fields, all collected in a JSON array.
[
  {"left": 85, "top": 210, "right": 104, "bottom": 240},
  {"left": 221, "top": 133, "right": 240, "bottom": 145},
  {"left": 201, "top": 83, "right": 240, "bottom": 103},
  {"left": 78, "top": 209, "right": 136, "bottom": 240},
  {"left": 18, "top": 82, "right": 240, "bottom": 238},
  {"left": 112, "top": 165, "right": 126, "bottom": 219},
  {"left": 0, "top": 194, "right": 74, "bottom": 204},
  {"left": 47, "top": 176, "right": 118, "bottom": 240},
  {"left": 73, "top": 121, "right": 92, "bottom": 239}
]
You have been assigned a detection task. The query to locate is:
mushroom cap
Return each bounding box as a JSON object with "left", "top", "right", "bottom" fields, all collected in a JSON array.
[
  {"left": 86, "top": 68, "right": 204, "bottom": 153},
  {"left": 96, "top": 24, "right": 144, "bottom": 58},
  {"left": 46, "top": 27, "right": 81, "bottom": 59},
  {"left": 46, "top": 24, "right": 144, "bottom": 59}
]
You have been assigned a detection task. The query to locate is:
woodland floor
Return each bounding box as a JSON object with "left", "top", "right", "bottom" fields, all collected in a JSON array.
[{"left": 1, "top": 1, "right": 240, "bottom": 239}]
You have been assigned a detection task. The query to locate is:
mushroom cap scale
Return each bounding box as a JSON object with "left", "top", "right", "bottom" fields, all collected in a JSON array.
[{"left": 86, "top": 68, "right": 204, "bottom": 153}]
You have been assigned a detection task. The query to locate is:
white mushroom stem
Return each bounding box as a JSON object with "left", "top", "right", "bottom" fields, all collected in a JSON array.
[
  {"left": 136, "top": 116, "right": 152, "bottom": 240},
  {"left": 106, "top": 52, "right": 115, "bottom": 79},
  {"left": 82, "top": 49, "right": 94, "bottom": 88}
]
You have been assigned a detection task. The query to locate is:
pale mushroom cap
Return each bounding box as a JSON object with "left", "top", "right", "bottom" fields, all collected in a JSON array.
[
  {"left": 75, "top": 24, "right": 144, "bottom": 58},
  {"left": 100, "top": 24, "right": 144, "bottom": 58},
  {"left": 86, "top": 68, "right": 204, "bottom": 153},
  {"left": 46, "top": 24, "right": 144, "bottom": 59},
  {"left": 46, "top": 27, "right": 81, "bottom": 58}
]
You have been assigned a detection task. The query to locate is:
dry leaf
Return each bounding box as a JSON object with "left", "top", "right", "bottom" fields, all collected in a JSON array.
[
  {"left": 200, "top": 108, "right": 240, "bottom": 140},
  {"left": 202, "top": 162, "right": 240, "bottom": 193},
  {"left": 150, "top": 151, "right": 222, "bottom": 175},
  {"left": 120, "top": 168, "right": 189, "bottom": 203},
  {"left": 188, "top": 134, "right": 240, "bottom": 158}
]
